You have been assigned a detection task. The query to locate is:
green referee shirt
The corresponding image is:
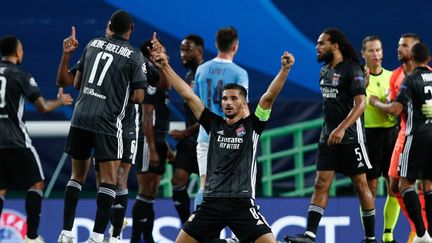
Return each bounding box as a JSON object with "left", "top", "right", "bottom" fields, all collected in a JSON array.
[{"left": 365, "top": 68, "right": 396, "bottom": 128}]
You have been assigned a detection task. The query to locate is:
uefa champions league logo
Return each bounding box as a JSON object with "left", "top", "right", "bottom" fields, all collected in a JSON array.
[{"left": 0, "top": 209, "right": 27, "bottom": 242}]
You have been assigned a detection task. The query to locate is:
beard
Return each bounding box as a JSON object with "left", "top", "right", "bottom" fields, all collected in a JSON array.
[
  {"left": 182, "top": 59, "right": 197, "bottom": 69},
  {"left": 317, "top": 51, "right": 334, "bottom": 63},
  {"left": 225, "top": 112, "right": 236, "bottom": 119},
  {"left": 399, "top": 55, "right": 410, "bottom": 63}
]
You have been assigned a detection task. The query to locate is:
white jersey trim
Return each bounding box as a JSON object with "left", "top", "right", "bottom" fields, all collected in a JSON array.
[
  {"left": 400, "top": 135, "right": 413, "bottom": 177},
  {"left": 131, "top": 104, "right": 140, "bottom": 165},
  {"left": 116, "top": 84, "right": 130, "bottom": 158},
  {"left": 213, "top": 57, "right": 233, "bottom": 63},
  {"left": 17, "top": 95, "right": 44, "bottom": 179},
  {"left": 405, "top": 101, "right": 413, "bottom": 135},
  {"left": 251, "top": 131, "right": 260, "bottom": 199},
  {"left": 355, "top": 118, "right": 372, "bottom": 169}
]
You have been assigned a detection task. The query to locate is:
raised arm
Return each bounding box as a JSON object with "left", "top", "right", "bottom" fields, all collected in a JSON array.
[
  {"left": 151, "top": 33, "right": 205, "bottom": 120},
  {"left": 57, "top": 26, "right": 79, "bottom": 87},
  {"left": 258, "top": 52, "right": 295, "bottom": 110}
]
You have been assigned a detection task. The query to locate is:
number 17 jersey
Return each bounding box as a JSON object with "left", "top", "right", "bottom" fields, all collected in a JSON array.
[
  {"left": 194, "top": 58, "right": 249, "bottom": 143},
  {"left": 72, "top": 35, "right": 147, "bottom": 137}
]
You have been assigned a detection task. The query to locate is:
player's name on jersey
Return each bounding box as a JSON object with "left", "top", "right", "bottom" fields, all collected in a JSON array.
[
  {"left": 421, "top": 73, "right": 432, "bottom": 82},
  {"left": 90, "top": 40, "right": 134, "bottom": 58},
  {"left": 0, "top": 67, "right": 6, "bottom": 74}
]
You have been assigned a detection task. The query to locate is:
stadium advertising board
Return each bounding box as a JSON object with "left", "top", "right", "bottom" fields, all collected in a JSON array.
[{"left": 1, "top": 198, "right": 409, "bottom": 243}]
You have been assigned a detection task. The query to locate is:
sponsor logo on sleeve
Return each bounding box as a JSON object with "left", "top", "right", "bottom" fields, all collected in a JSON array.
[{"left": 29, "top": 77, "right": 38, "bottom": 87}]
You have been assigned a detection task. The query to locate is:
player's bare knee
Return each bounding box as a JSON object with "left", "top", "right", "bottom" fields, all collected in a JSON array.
[
  {"left": 116, "top": 180, "right": 128, "bottom": 190},
  {"left": 313, "top": 176, "right": 331, "bottom": 192},
  {"left": 353, "top": 179, "right": 370, "bottom": 195},
  {"left": 172, "top": 175, "right": 187, "bottom": 189},
  {"left": 71, "top": 173, "right": 87, "bottom": 183}
]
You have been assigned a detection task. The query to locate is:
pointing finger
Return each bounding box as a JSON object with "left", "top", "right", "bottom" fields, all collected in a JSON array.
[{"left": 71, "top": 26, "right": 76, "bottom": 40}]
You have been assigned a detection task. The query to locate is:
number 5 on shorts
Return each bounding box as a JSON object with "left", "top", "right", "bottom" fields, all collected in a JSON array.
[{"left": 354, "top": 147, "right": 363, "bottom": 161}]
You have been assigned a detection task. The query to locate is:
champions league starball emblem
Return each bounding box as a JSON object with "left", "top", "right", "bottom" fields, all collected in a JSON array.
[{"left": 0, "top": 209, "right": 27, "bottom": 242}]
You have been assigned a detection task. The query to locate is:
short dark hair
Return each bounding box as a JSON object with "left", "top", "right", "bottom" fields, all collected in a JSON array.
[
  {"left": 223, "top": 83, "right": 247, "bottom": 99},
  {"left": 216, "top": 26, "right": 238, "bottom": 52},
  {"left": 411, "top": 42, "right": 430, "bottom": 63},
  {"left": 361, "top": 35, "right": 381, "bottom": 51},
  {"left": 184, "top": 34, "right": 204, "bottom": 48},
  {"left": 140, "top": 39, "right": 164, "bottom": 59},
  {"left": 140, "top": 39, "right": 153, "bottom": 59},
  {"left": 0, "top": 35, "right": 20, "bottom": 56},
  {"left": 109, "top": 10, "right": 133, "bottom": 35},
  {"left": 401, "top": 33, "right": 422, "bottom": 43}
]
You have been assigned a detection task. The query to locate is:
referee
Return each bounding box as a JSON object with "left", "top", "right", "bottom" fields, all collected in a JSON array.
[
  {"left": 361, "top": 35, "right": 399, "bottom": 243},
  {"left": 0, "top": 35, "right": 73, "bottom": 243}
]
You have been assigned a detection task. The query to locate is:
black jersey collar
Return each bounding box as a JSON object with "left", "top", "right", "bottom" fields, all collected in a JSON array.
[
  {"left": 111, "top": 34, "right": 127, "bottom": 41},
  {"left": 414, "top": 66, "right": 429, "bottom": 72},
  {"left": 369, "top": 69, "right": 383, "bottom": 76},
  {"left": 1, "top": 60, "right": 15, "bottom": 65}
]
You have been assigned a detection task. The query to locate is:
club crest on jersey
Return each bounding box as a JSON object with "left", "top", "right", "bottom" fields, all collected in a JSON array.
[
  {"left": 332, "top": 73, "right": 340, "bottom": 86},
  {"left": 0, "top": 209, "right": 27, "bottom": 242},
  {"left": 236, "top": 125, "right": 246, "bottom": 137}
]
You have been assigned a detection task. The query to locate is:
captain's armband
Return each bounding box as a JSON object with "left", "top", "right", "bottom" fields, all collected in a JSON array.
[{"left": 255, "top": 105, "right": 271, "bottom": 121}]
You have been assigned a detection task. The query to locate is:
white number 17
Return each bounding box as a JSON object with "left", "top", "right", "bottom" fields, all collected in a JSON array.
[{"left": 88, "top": 52, "right": 114, "bottom": 86}]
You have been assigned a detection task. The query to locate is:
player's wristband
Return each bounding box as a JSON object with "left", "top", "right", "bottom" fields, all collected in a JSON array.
[{"left": 255, "top": 105, "right": 271, "bottom": 121}]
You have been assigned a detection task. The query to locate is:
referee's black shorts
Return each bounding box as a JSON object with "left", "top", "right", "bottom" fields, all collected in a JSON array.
[
  {"left": 172, "top": 139, "right": 199, "bottom": 174},
  {"left": 0, "top": 147, "right": 44, "bottom": 189},
  {"left": 365, "top": 126, "right": 398, "bottom": 179},
  {"left": 183, "top": 197, "right": 272, "bottom": 242}
]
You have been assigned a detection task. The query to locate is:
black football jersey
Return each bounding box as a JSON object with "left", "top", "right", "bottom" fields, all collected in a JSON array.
[
  {"left": 319, "top": 61, "right": 366, "bottom": 144},
  {"left": 0, "top": 61, "right": 42, "bottom": 148},
  {"left": 71, "top": 35, "right": 147, "bottom": 137}
]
